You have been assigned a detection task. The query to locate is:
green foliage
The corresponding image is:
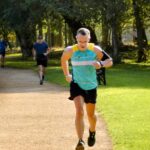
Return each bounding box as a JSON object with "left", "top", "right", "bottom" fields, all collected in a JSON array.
[
  {"left": 136, "top": 0, "right": 150, "bottom": 28},
  {"left": 0, "top": 0, "right": 150, "bottom": 62}
]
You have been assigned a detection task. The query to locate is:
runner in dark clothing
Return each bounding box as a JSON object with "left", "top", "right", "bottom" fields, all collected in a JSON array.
[
  {"left": 0, "top": 39, "right": 8, "bottom": 68},
  {"left": 32, "top": 35, "right": 51, "bottom": 85}
]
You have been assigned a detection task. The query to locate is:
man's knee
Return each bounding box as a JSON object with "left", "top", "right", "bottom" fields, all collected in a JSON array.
[
  {"left": 87, "top": 112, "right": 96, "bottom": 119},
  {"left": 76, "top": 108, "right": 84, "bottom": 118}
]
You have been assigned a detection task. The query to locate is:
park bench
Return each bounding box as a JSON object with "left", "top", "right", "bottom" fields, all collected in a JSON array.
[{"left": 96, "top": 67, "right": 106, "bottom": 85}]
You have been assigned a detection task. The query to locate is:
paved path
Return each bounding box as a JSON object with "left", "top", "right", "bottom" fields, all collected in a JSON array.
[{"left": 0, "top": 68, "right": 112, "bottom": 150}]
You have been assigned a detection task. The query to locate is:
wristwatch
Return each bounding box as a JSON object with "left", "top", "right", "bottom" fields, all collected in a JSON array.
[{"left": 99, "top": 61, "right": 104, "bottom": 67}]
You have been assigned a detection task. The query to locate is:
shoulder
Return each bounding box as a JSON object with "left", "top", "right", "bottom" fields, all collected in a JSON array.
[
  {"left": 87, "top": 43, "right": 103, "bottom": 54},
  {"left": 43, "top": 41, "right": 48, "bottom": 45},
  {"left": 93, "top": 45, "right": 104, "bottom": 59},
  {"left": 61, "top": 46, "right": 73, "bottom": 60},
  {"left": 62, "top": 45, "right": 74, "bottom": 58},
  {"left": 64, "top": 45, "right": 74, "bottom": 53},
  {"left": 33, "top": 42, "right": 38, "bottom": 49},
  {"left": 42, "top": 41, "right": 48, "bottom": 47},
  {"left": 93, "top": 45, "right": 103, "bottom": 52}
]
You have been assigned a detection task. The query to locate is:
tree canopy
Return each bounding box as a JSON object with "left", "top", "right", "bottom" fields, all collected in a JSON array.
[{"left": 0, "top": 0, "right": 149, "bottom": 62}]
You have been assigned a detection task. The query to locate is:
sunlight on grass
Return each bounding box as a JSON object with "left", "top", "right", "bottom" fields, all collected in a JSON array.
[
  {"left": 97, "top": 88, "right": 150, "bottom": 150},
  {"left": 96, "top": 64, "right": 150, "bottom": 150},
  {"left": 46, "top": 66, "right": 69, "bottom": 87},
  {"left": 7, "top": 53, "right": 22, "bottom": 57}
]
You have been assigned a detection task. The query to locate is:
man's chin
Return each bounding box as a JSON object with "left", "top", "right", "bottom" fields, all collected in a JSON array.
[{"left": 80, "top": 47, "right": 86, "bottom": 50}]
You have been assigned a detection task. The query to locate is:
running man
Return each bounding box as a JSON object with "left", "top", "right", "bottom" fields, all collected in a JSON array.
[
  {"left": 0, "top": 39, "right": 8, "bottom": 68},
  {"left": 32, "top": 35, "right": 50, "bottom": 85},
  {"left": 61, "top": 28, "right": 113, "bottom": 150}
]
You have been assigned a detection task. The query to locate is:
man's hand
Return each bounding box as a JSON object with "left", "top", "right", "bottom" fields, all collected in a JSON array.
[
  {"left": 92, "top": 61, "right": 102, "bottom": 69},
  {"left": 43, "top": 53, "right": 47, "bottom": 56},
  {"left": 65, "top": 74, "right": 72, "bottom": 83}
]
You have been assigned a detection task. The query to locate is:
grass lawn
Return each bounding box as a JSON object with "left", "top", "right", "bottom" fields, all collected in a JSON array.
[
  {"left": 96, "top": 63, "right": 150, "bottom": 150},
  {"left": 5, "top": 53, "right": 150, "bottom": 150}
]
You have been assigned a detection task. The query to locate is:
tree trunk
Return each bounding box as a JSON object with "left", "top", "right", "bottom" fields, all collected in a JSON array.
[
  {"left": 132, "top": 0, "right": 148, "bottom": 62},
  {"left": 64, "top": 21, "right": 68, "bottom": 47},
  {"left": 58, "top": 20, "right": 63, "bottom": 47},
  {"left": 101, "top": 15, "right": 110, "bottom": 48},
  {"left": 51, "top": 33, "right": 55, "bottom": 47},
  {"left": 87, "top": 26, "right": 98, "bottom": 44},
  {"left": 38, "top": 21, "right": 43, "bottom": 36},
  {"left": 118, "top": 28, "right": 123, "bottom": 47},
  {"left": 63, "top": 16, "right": 98, "bottom": 43},
  {"left": 67, "top": 27, "right": 74, "bottom": 45},
  {"left": 133, "top": 22, "right": 138, "bottom": 45},
  {"left": 15, "top": 25, "right": 36, "bottom": 58},
  {"left": 111, "top": 22, "right": 120, "bottom": 63},
  {"left": 46, "top": 19, "right": 52, "bottom": 47}
]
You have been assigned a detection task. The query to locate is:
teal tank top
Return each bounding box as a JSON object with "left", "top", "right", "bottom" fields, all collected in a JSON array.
[{"left": 71, "top": 43, "right": 98, "bottom": 90}]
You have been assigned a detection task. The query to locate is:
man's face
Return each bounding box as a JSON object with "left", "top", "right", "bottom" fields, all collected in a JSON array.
[
  {"left": 37, "top": 39, "right": 43, "bottom": 43},
  {"left": 76, "top": 34, "right": 90, "bottom": 50}
]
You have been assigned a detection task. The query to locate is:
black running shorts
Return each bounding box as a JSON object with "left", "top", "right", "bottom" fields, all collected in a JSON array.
[
  {"left": 36, "top": 54, "right": 48, "bottom": 67},
  {"left": 0, "top": 51, "right": 5, "bottom": 57},
  {"left": 69, "top": 81, "right": 97, "bottom": 104}
]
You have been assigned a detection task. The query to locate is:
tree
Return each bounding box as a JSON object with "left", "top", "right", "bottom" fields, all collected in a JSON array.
[
  {"left": 95, "top": 0, "right": 129, "bottom": 63},
  {"left": 132, "top": 0, "right": 149, "bottom": 62},
  {"left": 0, "top": 0, "right": 50, "bottom": 57},
  {"left": 50, "top": 0, "right": 98, "bottom": 43}
]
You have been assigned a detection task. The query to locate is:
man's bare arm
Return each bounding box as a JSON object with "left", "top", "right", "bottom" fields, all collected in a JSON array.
[
  {"left": 32, "top": 48, "right": 36, "bottom": 60},
  {"left": 94, "top": 46, "right": 113, "bottom": 69},
  {"left": 61, "top": 47, "right": 73, "bottom": 82}
]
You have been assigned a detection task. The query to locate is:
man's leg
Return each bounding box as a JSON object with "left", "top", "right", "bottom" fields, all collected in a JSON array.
[
  {"left": 74, "top": 96, "right": 85, "bottom": 149},
  {"left": 0, "top": 55, "right": 2, "bottom": 67},
  {"left": 86, "top": 103, "right": 97, "bottom": 146},
  {"left": 42, "top": 56, "right": 47, "bottom": 80},
  {"left": 38, "top": 65, "right": 43, "bottom": 84},
  {"left": 1, "top": 56, "right": 5, "bottom": 67},
  {"left": 42, "top": 66, "right": 46, "bottom": 80},
  {"left": 86, "top": 103, "right": 97, "bottom": 132},
  {"left": 74, "top": 96, "right": 84, "bottom": 139}
]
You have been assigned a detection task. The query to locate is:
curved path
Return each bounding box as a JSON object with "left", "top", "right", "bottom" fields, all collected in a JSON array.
[{"left": 0, "top": 68, "right": 112, "bottom": 150}]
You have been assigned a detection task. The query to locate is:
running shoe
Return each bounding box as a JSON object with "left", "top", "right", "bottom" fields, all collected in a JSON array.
[
  {"left": 40, "top": 79, "right": 43, "bottom": 85},
  {"left": 87, "top": 130, "right": 96, "bottom": 147},
  {"left": 75, "top": 139, "right": 85, "bottom": 150},
  {"left": 42, "top": 75, "right": 45, "bottom": 80}
]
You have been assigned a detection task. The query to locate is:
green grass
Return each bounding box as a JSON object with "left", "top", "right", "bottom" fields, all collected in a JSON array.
[
  {"left": 46, "top": 66, "right": 68, "bottom": 87},
  {"left": 96, "top": 63, "right": 150, "bottom": 150},
  {"left": 6, "top": 53, "right": 35, "bottom": 69},
  {"left": 5, "top": 53, "right": 150, "bottom": 150}
]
